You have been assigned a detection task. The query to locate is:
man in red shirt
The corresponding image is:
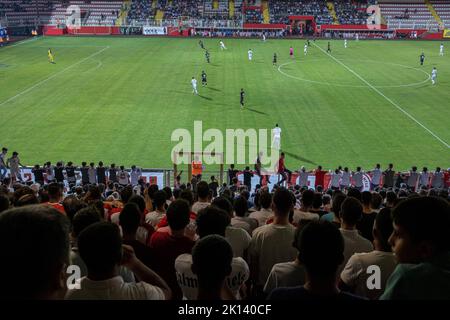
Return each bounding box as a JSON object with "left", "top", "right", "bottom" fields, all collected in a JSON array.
[
  {"left": 45, "top": 182, "right": 65, "bottom": 214},
  {"left": 150, "top": 199, "right": 195, "bottom": 300},
  {"left": 314, "top": 165, "right": 326, "bottom": 189},
  {"left": 277, "top": 152, "right": 292, "bottom": 186}
]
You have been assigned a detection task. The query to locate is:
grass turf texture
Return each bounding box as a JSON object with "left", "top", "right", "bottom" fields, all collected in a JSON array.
[{"left": 0, "top": 36, "right": 449, "bottom": 172}]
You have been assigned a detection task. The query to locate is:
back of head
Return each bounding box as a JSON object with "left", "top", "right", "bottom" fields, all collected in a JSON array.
[
  {"left": 0, "top": 205, "right": 70, "bottom": 299},
  {"left": 361, "top": 191, "right": 372, "bottom": 206},
  {"left": 72, "top": 206, "right": 102, "bottom": 238},
  {"left": 374, "top": 208, "right": 393, "bottom": 252},
  {"left": 370, "top": 193, "right": 383, "bottom": 210},
  {"left": 233, "top": 196, "right": 248, "bottom": 217},
  {"left": 78, "top": 222, "right": 122, "bottom": 277},
  {"left": 332, "top": 193, "right": 347, "bottom": 218},
  {"left": 273, "top": 187, "right": 293, "bottom": 216},
  {"left": 128, "top": 194, "right": 146, "bottom": 213},
  {"left": 298, "top": 221, "right": 344, "bottom": 278},
  {"left": 179, "top": 189, "right": 194, "bottom": 206},
  {"left": 153, "top": 190, "right": 167, "bottom": 208},
  {"left": 301, "top": 189, "right": 315, "bottom": 208},
  {"left": 191, "top": 235, "right": 233, "bottom": 291},
  {"left": 119, "top": 203, "right": 141, "bottom": 235},
  {"left": 47, "top": 182, "right": 61, "bottom": 200},
  {"left": 347, "top": 188, "right": 361, "bottom": 201},
  {"left": 259, "top": 191, "right": 272, "bottom": 210},
  {"left": 166, "top": 199, "right": 190, "bottom": 231},
  {"left": 196, "top": 206, "right": 230, "bottom": 238},
  {"left": 211, "top": 196, "right": 233, "bottom": 217},
  {"left": 196, "top": 181, "right": 210, "bottom": 199},
  {"left": 340, "top": 197, "right": 363, "bottom": 226},
  {"left": 392, "top": 196, "right": 450, "bottom": 254},
  {"left": 120, "top": 186, "right": 133, "bottom": 204},
  {"left": 312, "top": 192, "right": 323, "bottom": 209}
]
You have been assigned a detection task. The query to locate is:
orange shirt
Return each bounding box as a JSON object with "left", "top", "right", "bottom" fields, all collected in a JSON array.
[{"left": 192, "top": 161, "right": 203, "bottom": 176}]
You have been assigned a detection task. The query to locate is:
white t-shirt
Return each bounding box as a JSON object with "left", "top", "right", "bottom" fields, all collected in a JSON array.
[
  {"left": 191, "top": 201, "right": 210, "bottom": 214},
  {"left": 331, "top": 172, "right": 341, "bottom": 188},
  {"left": 191, "top": 79, "right": 197, "bottom": 87},
  {"left": 249, "top": 208, "right": 272, "bottom": 227},
  {"left": 175, "top": 253, "right": 249, "bottom": 300},
  {"left": 118, "top": 170, "right": 129, "bottom": 185},
  {"left": 248, "top": 50, "right": 253, "bottom": 58},
  {"left": 249, "top": 223, "right": 297, "bottom": 286},
  {"left": 339, "top": 229, "right": 374, "bottom": 275},
  {"left": 272, "top": 127, "right": 281, "bottom": 138},
  {"left": 65, "top": 276, "right": 165, "bottom": 300},
  {"left": 130, "top": 169, "right": 141, "bottom": 186},
  {"left": 263, "top": 261, "right": 306, "bottom": 294},
  {"left": 431, "top": 171, "right": 444, "bottom": 188},
  {"left": 340, "top": 250, "right": 397, "bottom": 300},
  {"left": 298, "top": 171, "right": 309, "bottom": 187},
  {"left": 225, "top": 226, "right": 251, "bottom": 258},
  {"left": 371, "top": 168, "right": 382, "bottom": 185},
  {"left": 341, "top": 171, "right": 351, "bottom": 186},
  {"left": 352, "top": 171, "right": 363, "bottom": 188},
  {"left": 419, "top": 172, "right": 429, "bottom": 186},
  {"left": 145, "top": 210, "right": 166, "bottom": 227},
  {"left": 407, "top": 171, "right": 419, "bottom": 187},
  {"left": 231, "top": 216, "right": 258, "bottom": 235},
  {"left": 292, "top": 210, "right": 319, "bottom": 225}
]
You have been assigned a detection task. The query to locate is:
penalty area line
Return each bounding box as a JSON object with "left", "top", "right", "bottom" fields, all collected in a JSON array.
[{"left": 0, "top": 46, "right": 110, "bottom": 108}]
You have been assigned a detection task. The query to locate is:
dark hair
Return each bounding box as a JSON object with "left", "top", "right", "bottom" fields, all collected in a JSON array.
[
  {"left": 312, "top": 192, "right": 323, "bottom": 209},
  {"left": 47, "top": 182, "right": 61, "bottom": 200},
  {"left": 259, "top": 191, "right": 272, "bottom": 209},
  {"left": 78, "top": 222, "right": 123, "bottom": 276},
  {"left": 347, "top": 188, "right": 361, "bottom": 201},
  {"left": 196, "top": 206, "right": 230, "bottom": 238},
  {"left": 301, "top": 189, "right": 315, "bottom": 208},
  {"left": 332, "top": 193, "right": 347, "bottom": 219},
  {"left": 166, "top": 199, "right": 190, "bottom": 231},
  {"left": 233, "top": 197, "right": 248, "bottom": 217},
  {"left": 211, "top": 196, "right": 233, "bottom": 217},
  {"left": 0, "top": 206, "right": 70, "bottom": 299},
  {"left": 392, "top": 197, "right": 450, "bottom": 252},
  {"left": 197, "top": 181, "right": 210, "bottom": 199},
  {"left": 15, "top": 193, "right": 39, "bottom": 207},
  {"left": 273, "top": 187, "right": 293, "bottom": 216},
  {"left": 63, "top": 195, "right": 87, "bottom": 222},
  {"left": 191, "top": 235, "right": 233, "bottom": 290},
  {"left": 340, "top": 197, "right": 363, "bottom": 226},
  {"left": 375, "top": 208, "right": 393, "bottom": 252},
  {"left": 386, "top": 191, "right": 397, "bottom": 206},
  {"left": 120, "top": 186, "right": 133, "bottom": 204},
  {"left": 153, "top": 190, "right": 167, "bottom": 209},
  {"left": 128, "top": 195, "right": 146, "bottom": 213},
  {"left": 119, "top": 202, "right": 141, "bottom": 235},
  {"left": 72, "top": 206, "right": 102, "bottom": 237},
  {"left": 298, "top": 220, "right": 344, "bottom": 278},
  {"left": 163, "top": 186, "right": 173, "bottom": 199},
  {"left": 179, "top": 189, "right": 194, "bottom": 206},
  {"left": 361, "top": 191, "right": 372, "bottom": 206},
  {"left": 0, "top": 194, "right": 9, "bottom": 213},
  {"left": 371, "top": 193, "right": 383, "bottom": 210}
]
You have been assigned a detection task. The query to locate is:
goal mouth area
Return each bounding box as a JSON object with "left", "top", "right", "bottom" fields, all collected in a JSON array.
[{"left": 173, "top": 151, "right": 224, "bottom": 186}]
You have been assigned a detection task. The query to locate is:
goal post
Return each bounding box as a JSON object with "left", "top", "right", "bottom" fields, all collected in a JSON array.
[{"left": 173, "top": 151, "right": 224, "bottom": 187}]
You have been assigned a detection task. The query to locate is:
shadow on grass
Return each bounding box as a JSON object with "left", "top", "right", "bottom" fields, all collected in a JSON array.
[
  {"left": 283, "top": 151, "right": 317, "bottom": 165},
  {"left": 245, "top": 107, "right": 268, "bottom": 115},
  {"left": 198, "top": 95, "right": 213, "bottom": 100},
  {"left": 206, "top": 87, "right": 221, "bottom": 92}
]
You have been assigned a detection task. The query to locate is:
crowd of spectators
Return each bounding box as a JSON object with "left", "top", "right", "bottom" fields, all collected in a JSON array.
[
  {"left": 1, "top": 144, "right": 449, "bottom": 300},
  {"left": 128, "top": 0, "right": 155, "bottom": 21},
  {"left": 269, "top": 0, "right": 332, "bottom": 25},
  {"left": 334, "top": 0, "right": 369, "bottom": 25}
]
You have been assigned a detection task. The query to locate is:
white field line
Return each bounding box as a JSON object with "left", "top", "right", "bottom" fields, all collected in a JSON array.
[
  {"left": 313, "top": 42, "right": 449, "bottom": 149},
  {"left": 0, "top": 46, "right": 109, "bottom": 108}
]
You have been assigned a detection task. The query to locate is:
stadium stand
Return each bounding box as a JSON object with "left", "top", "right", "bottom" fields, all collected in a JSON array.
[
  {"left": 269, "top": 0, "right": 333, "bottom": 25},
  {"left": 432, "top": 0, "right": 450, "bottom": 28},
  {"left": 379, "top": 1, "right": 440, "bottom": 30},
  {"left": 0, "top": 0, "right": 54, "bottom": 26}
]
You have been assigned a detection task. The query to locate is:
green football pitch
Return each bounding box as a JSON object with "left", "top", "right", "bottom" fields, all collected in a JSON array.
[{"left": 0, "top": 36, "right": 449, "bottom": 171}]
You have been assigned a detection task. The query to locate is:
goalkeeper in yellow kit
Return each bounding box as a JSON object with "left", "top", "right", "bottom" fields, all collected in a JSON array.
[{"left": 48, "top": 48, "right": 55, "bottom": 64}]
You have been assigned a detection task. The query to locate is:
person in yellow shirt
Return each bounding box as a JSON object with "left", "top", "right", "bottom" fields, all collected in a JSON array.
[{"left": 48, "top": 48, "right": 55, "bottom": 64}]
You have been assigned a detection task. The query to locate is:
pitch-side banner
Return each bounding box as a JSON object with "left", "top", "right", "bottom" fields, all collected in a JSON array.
[
  {"left": 143, "top": 26, "right": 167, "bottom": 35},
  {"left": 444, "top": 29, "right": 450, "bottom": 38}
]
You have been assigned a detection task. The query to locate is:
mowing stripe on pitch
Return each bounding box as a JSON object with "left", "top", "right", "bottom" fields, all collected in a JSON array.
[
  {"left": 313, "top": 42, "right": 449, "bottom": 149},
  {"left": 0, "top": 46, "right": 109, "bottom": 108}
]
